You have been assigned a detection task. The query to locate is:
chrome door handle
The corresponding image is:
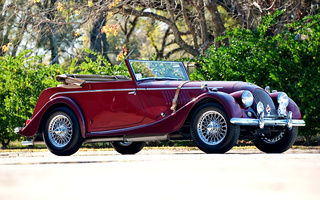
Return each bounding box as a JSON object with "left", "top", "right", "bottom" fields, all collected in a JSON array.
[{"left": 128, "top": 91, "right": 136, "bottom": 95}]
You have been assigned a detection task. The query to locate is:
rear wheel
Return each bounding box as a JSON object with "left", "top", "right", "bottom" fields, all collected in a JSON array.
[
  {"left": 253, "top": 127, "right": 298, "bottom": 153},
  {"left": 43, "top": 107, "right": 83, "bottom": 156},
  {"left": 190, "top": 103, "right": 240, "bottom": 153},
  {"left": 111, "top": 141, "right": 146, "bottom": 155}
]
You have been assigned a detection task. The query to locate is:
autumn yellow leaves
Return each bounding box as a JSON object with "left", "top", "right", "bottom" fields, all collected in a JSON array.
[{"left": 1, "top": 43, "right": 12, "bottom": 53}]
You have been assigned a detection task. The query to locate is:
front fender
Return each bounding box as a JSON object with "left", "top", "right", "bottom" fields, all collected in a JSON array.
[
  {"left": 18, "top": 96, "right": 86, "bottom": 138},
  {"left": 193, "top": 91, "right": 243, "bottom": 119},
  {"left": 270, "top": 92, "right": 302, "bottom": 119}
]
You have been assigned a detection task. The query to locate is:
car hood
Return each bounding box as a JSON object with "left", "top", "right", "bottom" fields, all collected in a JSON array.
[{"left": 142, "top": 80, "right": 260, "bottom": 94}]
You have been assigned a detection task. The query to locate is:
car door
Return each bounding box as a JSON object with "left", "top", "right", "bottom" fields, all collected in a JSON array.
[
  {"left": 145, "top": 81, "right": 192, "bottom": 119},
  {"left": 89, "top": 80, "right": 145, "bottom": 131}
]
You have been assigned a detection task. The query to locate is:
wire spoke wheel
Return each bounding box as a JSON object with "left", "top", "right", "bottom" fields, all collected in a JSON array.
[
  {"left": 43, "top": 107, "right": 83, "bottom": 156},
  {"left": 118, "top": 141, "right": 133, "bottom": 146},
  {"left": 262, "top": 131, "right": 285, "bottom": 144},
  {"left": 48, "top": 114, "right": 73, "bottom": 148},
  {"left": 253, "top": 127, "right": 299, "bottom": 153},
  {"left": 197, "top": 111, "right": 227, "bottom": 145},
  {"left": 190, "top": 103, "right": 240, "bottom": 153}
]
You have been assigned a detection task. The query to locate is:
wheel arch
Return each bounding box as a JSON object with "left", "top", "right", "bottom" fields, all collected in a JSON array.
[
  {"left": 184, "top": 98, "right": 224, "bottom": 125},
  {"left": 37, "top": 97, "right": 86, "bottom": 139},
  {"left": 184, "top": 93, "right": 243, "bottom": 126},
  {"left": 270, "top": 92, "right": 303, "bottom": 119}
]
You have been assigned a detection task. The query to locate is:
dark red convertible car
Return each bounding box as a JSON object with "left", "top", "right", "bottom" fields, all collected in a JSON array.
[{"left": 15, "top": 59, "right": 305, "bottom": 155}]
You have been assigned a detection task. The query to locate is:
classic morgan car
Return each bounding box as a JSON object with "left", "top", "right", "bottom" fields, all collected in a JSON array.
[{"left": 15, "top": 59, "right": 305, "bottom": 156}]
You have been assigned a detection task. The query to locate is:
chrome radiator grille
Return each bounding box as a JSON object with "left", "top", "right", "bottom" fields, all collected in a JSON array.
[{"left": 253, "top": 89, "right": 277, "bottom": 117}]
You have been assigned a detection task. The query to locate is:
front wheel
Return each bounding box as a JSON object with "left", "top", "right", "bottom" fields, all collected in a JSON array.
[
  {"left": 43, "top": 107, "right": 83, "bottom": 156},
  {"left": 111, "top": 141, "right": 146, "bottom": 155},
  {"left": 253, "top": 127, "right": 298, "bottom": 153},
  {"left": 190, "top": 103, "right": 240, "bottom": 153}
]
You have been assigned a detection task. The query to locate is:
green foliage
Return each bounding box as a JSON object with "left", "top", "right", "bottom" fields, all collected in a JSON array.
[
  {"left": 0, "top": 52, "right": 64, "bottom": 148},
  {"left": 0, "top": 50, "right": 126, "bottom": 148},
  {"left": 191, "top": 12, "right": 320, "bottom": 138},
  {"left": 70, "top": 50, "right": 130, "bottom": 77}
]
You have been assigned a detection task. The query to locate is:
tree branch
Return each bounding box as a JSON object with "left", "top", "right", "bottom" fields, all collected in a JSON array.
[{"left": 119, "top": 6, "right": 199, "bottom": 57}]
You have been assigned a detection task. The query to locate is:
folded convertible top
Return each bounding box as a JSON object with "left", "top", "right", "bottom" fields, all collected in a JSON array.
[{"left": 56, "top": 74, "right": 130, "bottom": 88}]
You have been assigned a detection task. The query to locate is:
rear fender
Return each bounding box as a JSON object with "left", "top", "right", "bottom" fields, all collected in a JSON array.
[{"left": 19, "top": 96, "right": 86, "bottom": 138}]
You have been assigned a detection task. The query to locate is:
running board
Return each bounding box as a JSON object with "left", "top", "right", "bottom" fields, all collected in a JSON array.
[
  {"left": 22, "top": 134, "right": 169, "bottom": 145},
  {"left": 84, "top": 134, "right": 168, "bottom": 143}
]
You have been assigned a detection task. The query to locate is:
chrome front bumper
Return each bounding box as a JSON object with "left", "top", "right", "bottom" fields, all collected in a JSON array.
[
  {"left": 230, "top": 111, "right": 305, "bottom": 130},
  {"left": 230, "top": 118, "right": 305, "bottom": 126}
]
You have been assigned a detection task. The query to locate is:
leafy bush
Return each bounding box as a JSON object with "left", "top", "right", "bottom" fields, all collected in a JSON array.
[
  {"left": 0, "top": 50, "right": 125, "bottom": 148},
  {"left": 0, "top": 52, "right": 64, "bottom": 148},
  {"left": 191, "top": 12, "right": 320, "bottom": 140}
]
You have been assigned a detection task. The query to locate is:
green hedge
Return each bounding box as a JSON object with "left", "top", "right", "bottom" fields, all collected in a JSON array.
[
  {"left": 0, "top": 53, "right": 63, "bottom": 147},
  {"left": 190, "top": 12, "right": 320, "bottom": 140}
]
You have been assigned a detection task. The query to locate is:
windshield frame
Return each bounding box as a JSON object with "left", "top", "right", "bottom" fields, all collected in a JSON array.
[{"left": 126, "top": 59, "right": 190, "bottom": 82}]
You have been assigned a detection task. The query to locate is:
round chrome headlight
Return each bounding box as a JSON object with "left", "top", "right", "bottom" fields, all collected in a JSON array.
[
  {"left": 241, "top": 90, "right": 254, "bottom": 108},
  {"left": 277, "top": 92, "right": 289, "bottom": 107},
  {"left": 257, "top": 101, "right": 264, "bottom": 114}
]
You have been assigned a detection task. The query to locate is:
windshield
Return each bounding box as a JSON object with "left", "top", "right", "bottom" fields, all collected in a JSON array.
[{"left": 128, "top": 60, "right": 189, "bottom": 81}]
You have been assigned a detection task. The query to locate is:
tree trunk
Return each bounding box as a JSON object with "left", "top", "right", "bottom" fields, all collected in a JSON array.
[
  {"left": 90, "top": 15, "right": 111, "bottom": 64},
  {"left": 48, "top": 0, "right": 58, "bottom": 63},
  {"left": 49, "top": 23, "right": 58, "bottom": 62},
  {"left": 1, "top": 138, "right": 10, "bottom": 149},
  {"left": 205, "top": 0, "right": 228, "bottom": 48}
]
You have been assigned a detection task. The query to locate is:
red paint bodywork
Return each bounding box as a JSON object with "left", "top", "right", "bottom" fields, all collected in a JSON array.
[{"left": 18, "top": 60, "right": 303, "bottom": 139}]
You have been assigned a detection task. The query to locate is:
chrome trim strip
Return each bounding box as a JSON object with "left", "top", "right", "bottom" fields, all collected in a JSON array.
[
  {"left": 230, "top": 118, "right": 306, "bottom": 127},
  {"left": 145, "top": 87, "right": 198, "bottom": 90},
  {"left": 50, "top": 86, "right": 224, "bottom": 99},
  {"left": 142, "top": 87, "right": 222, "bottom": 91},
  {"left": 50, "top": 88, "right": 136, "bottom": 99}
]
